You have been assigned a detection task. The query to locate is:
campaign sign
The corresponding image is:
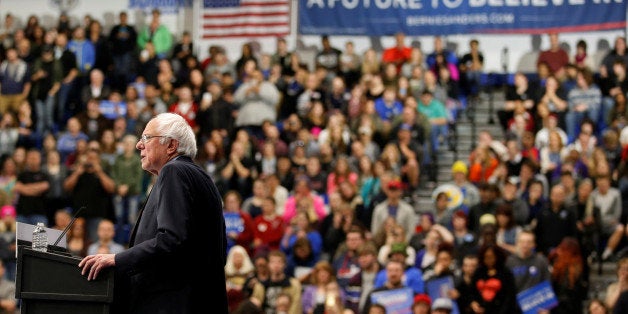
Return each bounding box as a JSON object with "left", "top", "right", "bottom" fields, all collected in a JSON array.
[
  {"left": 224, "top": 212, "right": 244, "bottom": 251},
  {"left": 224, "top": 212, "right": 244, "bottom": 235},
  {"left": 99, "top": 100, "right": 127, "bottom": 120},
  {"left": 426, "top": 276, "right": 460, "bottom": 314},
  {"left": 370, "top": 287, "right": 414, "bottom": 314},
  {"left": 516, "top": 280, "right": 558, "bottom": 314},
  {"left": 298, "top": 0, "right": 626, "bottom": 36}
]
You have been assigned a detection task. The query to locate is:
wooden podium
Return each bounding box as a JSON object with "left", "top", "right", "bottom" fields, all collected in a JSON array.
[{"left": 15, "top": 246, "right": 114, "bottom": 314}]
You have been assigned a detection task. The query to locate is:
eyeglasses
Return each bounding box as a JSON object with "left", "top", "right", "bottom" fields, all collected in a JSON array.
[{"left": 140, "top": 134, "right": 169, "bottom": 144}]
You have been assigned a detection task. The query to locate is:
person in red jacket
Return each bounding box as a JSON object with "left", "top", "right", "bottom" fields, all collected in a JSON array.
[{"left": 252, "top": 196, "right": 285, "bottom": 253}]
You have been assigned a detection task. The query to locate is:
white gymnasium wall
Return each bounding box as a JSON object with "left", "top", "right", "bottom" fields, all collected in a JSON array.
[
  {"left": 0, "top": 0, "right": 188, "bottom": 44},
  {"left": 2, "top": 0, "right": 625, "bottom": 73}
]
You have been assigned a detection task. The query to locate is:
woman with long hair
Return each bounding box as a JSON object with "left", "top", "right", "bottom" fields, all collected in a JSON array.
[
  {"left": 304, "top": 100, "right": 328, "bottom": 135},
  {"left": 66, "top": 217, "right": 91, "bottom": 258},
  {"left": 318, "top": 113, "right": 351, "bottom": 157},
  {"left": 301, "top": 260, "right": 346, "bottom": 314},
  {"left": 549, "top": 237, "right": 587, "bottom": 314},
  {"left": 232, "top": 128, "right": 255, "bottom": 160},
  {"left": 358, "top": 156, "right": 382, "bottom": 211},
  {"left": 470, "top": 243, "right": 519, "bottom": 314},
  {"left": 23, "top": 15, "right": 39, "bottom": 42},
  {"left": 540, "top": 130, "right": 568, "bottom": 184},
  {"left": 326, "top": 155, "right": 358, "bottom": 196},
  {"left": 235, "top": 43, "right": 258, "bottom": 83},
  {"left": 495, "top": 204, "right": 521, "bottom": 254},
  {"left": 361, "top": 49, "right": 381, "bottom": 76},
  {"left": 98, "top": 129, "right": 118, "bottom": 167},
  {"left": 379, "top": 143, "right": 403, "bottom": 177},
  {"left": 195, "top": 137, "right": 227, "bottom": 192},
  {"left": 468, "top": 145, "right": 499, "bottom": 185}
]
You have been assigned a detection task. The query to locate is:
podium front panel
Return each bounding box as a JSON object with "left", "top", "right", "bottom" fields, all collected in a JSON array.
[
  {"left": 22, "top": 299, "right": 109, "bottom": 314},
  {"left": 16, "top": 246, "right": 114, "bottom": 314}
]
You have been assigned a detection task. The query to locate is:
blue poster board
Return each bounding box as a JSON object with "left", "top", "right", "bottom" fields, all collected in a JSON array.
[
  {"left": 370, "top": 287, "right": 414, "bottom": 314},
  {"left": 224, "top": 212, "right": 244, "bottom": 251},
  {"left": 99, "top": 100, "right": 127, "bottom": 120},
  {"left": 516, "top": 280, "right": 558, "bottom": 314},
  {"left": 425, "top": 276, "right": 460, "bottom": 314}
]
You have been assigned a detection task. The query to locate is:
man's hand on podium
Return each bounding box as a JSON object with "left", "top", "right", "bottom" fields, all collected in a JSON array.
[{"left": 78, "top": 254, "right": 116, "bottom": 281}]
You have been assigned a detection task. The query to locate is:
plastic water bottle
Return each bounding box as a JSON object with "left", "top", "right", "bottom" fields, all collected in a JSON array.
[{"left": 32, "top": 223, "right": 48, "bottom": 252}]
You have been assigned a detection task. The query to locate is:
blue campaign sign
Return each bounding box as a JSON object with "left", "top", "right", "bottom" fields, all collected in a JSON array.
[
  {"left": 224, "top": 212, "right": 245, "bottom": 235},
  {"left": 425, "top": 276, "right": 460, "bottom": 314},
  {"left": 516, "top": 280, "right": 558, "bottom": 314},
  {"left": 99, "top": 101, "right": 127, "bottom": 120},
  {"left": 298, "top": 0, "right": 626, "bottom": 36},
  {"left": 370, "top": 287, "right": 414, "bottom": 314}
]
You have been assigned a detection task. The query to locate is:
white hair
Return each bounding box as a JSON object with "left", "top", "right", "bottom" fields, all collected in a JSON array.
[
  {"left": 153, "top": 113, "right": 197, "bottom": 157},
  {"left": 224, "top": 245, "right": 255, "bottom": 276}
]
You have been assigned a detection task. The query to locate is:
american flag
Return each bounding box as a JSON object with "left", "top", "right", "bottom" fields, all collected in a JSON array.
[{"left": 201, "top": 0, "right": 290, "bottom": 39}]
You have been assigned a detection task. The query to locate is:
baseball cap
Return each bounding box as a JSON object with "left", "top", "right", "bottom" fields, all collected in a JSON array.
[
  {"left": 388, "top": 242, "right": 408, "bottom": 257},
  {"left": 505, "top": 176, "right": 519, "bottom": 186},
  {"left": 451, "top": 161, "right": 468, "bottom": 175},
  {"left": 432, "top": 298, "right": 453, "bottom": 311},
  {"left": 479, "top": 213, "right": 496, "bottom": 226},
  {"left": 387, "top": 179, "right": 406, "bottom": 190},
  {"left": 413, "top": 294, "right": 431, "bottom": 306}
]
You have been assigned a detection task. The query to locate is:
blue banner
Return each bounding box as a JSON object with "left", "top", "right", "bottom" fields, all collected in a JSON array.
[
  {"left": 129, "top": 0, "right": 192, "bottom": 14},
  {"left": 298, "top": 0, "right": 626, "bottom": 36},
  {"left": 516, "top": 280, "right": 558, "bottom": 314}
]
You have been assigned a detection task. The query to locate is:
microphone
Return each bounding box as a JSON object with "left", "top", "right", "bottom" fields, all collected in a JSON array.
[{"left": 53, "top": 206, "right": 86, "bottom": 247}]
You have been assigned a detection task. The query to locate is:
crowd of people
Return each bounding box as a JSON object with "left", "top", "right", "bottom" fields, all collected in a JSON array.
[{"left": 0, "top": 7, "right": 626, "bottom": 314}]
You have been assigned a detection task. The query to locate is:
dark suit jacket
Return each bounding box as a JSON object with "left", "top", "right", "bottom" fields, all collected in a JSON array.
[
  {"left": 114, "top": 156, "right": 228, "bottom": 313},
  {"left": 80, "top": 84, "right": 111, "bottom": 105}
]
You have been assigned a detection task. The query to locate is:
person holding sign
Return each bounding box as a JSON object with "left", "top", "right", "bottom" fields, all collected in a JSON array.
[
  {"left": 505, "top": 230, "right": 551, "bottom": 293},
  {"left": 364, "top": 259, "right": 415, "bottom": 314}
]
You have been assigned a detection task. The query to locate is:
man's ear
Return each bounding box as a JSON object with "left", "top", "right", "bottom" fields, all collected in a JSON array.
[{"left": 167, "top": 138, "right": 179, "bottom": 155}]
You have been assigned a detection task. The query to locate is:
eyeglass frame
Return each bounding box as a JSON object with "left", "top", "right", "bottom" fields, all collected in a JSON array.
[{"left": 140, "top": 134, "right": 170, "bottom": 144}]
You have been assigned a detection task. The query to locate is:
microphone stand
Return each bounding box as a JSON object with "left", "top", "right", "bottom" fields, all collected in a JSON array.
[{"left": 53, "top": 206, "right": 86, "bottom": 247}]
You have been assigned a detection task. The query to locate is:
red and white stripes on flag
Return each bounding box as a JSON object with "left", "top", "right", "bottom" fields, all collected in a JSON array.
[{"left": 201, "top": 0, "right": 290, "bottom": 39}]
